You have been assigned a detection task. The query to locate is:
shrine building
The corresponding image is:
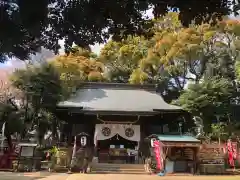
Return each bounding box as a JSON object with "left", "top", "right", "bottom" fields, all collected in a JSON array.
[{"left": 56, "top": 82, "right": 199, "bottom": 171}]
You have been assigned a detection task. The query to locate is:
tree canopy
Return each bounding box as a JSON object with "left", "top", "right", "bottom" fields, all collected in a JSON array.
[
  {"left": 99, "top": 36, "right": 148, "bottom": 82},
  {"left": 1, "top": 0, "right": 239, "bottom": 61},
  {"left": 2, "top": 12, "right": 240, "bottom": 144},
  {"left": 99, "top": 13, "right": 240, "bottom": 136},
  {"left": 175, "top": 77, "right": 235, "bottom": 132},
  {"left": 11, "top": 63, "right": 64, "bottom": 112},
  {"left": 51, "top": 46, "right": 105, "bottom": 92}
]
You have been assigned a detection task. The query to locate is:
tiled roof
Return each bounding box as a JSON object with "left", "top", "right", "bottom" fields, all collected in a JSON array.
[{"left": 58, "top": 83, "right": 182, "bottom": 113}]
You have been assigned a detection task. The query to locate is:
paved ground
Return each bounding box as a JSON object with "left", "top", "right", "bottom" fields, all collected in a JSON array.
[{"left": 1, "top": 172, "right": 240, "bottom": 180}]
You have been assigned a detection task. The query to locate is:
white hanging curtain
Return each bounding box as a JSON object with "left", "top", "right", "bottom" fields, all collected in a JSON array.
[
  {"left": 118, "top": 124, "right": 140, "bottom": 142},
  {"left": 94, "top": 124, "right": 118, "bottom": 141},
  {"left": 94, "top": 124, "right": 140, "bottom": 142}
]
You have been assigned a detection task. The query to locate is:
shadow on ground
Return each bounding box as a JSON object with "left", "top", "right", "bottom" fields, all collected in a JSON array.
[
  {"left": 0, "top": 172, "right": 68, "bottom": 180},
  {"left": 89, "top": 172, "right": 147, "bottom": 175}
]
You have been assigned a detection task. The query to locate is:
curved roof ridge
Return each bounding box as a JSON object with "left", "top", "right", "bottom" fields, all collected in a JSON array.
[{"left": 79, "top": 82, "right": 156, "bottom": 91}]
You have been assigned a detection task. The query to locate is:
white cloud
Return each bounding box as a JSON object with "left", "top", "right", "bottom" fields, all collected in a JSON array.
[
  {"left": 4, "top": 61, "right": 12, "bottom": 67},
  {"left": 90, "top": 43, "right": 105, "bottom": 54},
  {"left": 58, "top": 39, "right": 104, "bottom": 55}
]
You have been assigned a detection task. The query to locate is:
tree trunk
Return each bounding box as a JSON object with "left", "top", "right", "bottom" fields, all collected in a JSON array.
[
  {"left": 52, "top": 119, "right": 58, "bottom": 145},
  {"left": 5, "top": 130, "right": 13, "bottom": 151}
]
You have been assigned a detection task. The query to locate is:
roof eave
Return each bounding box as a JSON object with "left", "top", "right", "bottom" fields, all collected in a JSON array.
[
  {"left": 57, "top": 106, "right": 188, "bottom": 115},
  {"left": 153, "top": 108, "right": 188, "bottom": 114},
  {"left": 72, "top": 109, "right": 160, "bottom": 116}
]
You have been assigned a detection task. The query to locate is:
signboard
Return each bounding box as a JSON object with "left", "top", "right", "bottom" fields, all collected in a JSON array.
[
  {"left": 199, "top": 144, "right": 224, "bottom": 164},
  {"left": 201, "top": 159, "right": 224, "bottom": 164},
  {"left": 20, "top": 146, "right": 34, "bottom": 157}
]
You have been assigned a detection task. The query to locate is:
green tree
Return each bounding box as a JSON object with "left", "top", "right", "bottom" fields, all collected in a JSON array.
[
  {"left": 10, "top": 63, "right": 65, "bottom": 144},
  {"left": 11, "top": 63, "right": 64, "bottom": 112},
  {"left": 0, "top": 86, "right": 24, "bottom": 149},
  {"left": 129, "top": 15, "right": 240, "bottom": 102},
  {"left": 10, "top": 51, "right": 104, "bottom": 144},
  {"left": 210, "top": 123, "right": 228, "bottom": 144},
  {"left": 129, "top": 13, "right": 203, "bottom": 101},
  {"left": 51, "top": 50, "right": 105, "bottom": 92},
  {"left": 175, "top": 77, "right": 234, "bottom": 132},
  {"left": 0, "top": 0, "right": 238, "bottom": 60},
  {"left": 100, "top": 36, "right": 148, "bottom": 82}
]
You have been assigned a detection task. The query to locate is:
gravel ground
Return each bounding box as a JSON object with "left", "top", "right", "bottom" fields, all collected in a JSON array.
[{"left": 0, "top": 172, "right": 240, "bottom": 180}]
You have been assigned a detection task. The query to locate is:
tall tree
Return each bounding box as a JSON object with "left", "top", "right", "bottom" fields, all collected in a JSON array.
[
  {"left": 129, "top": 13, "right": 201, "bottom": 101},
  {"left": 0, "top": 83, "right": 24, "bottom": 149},
  {"left": 0, "top": 0, "right": 237, "bottom": 60},
  {"left": 129, "top": 14, "right": 240, "bottom": 102},
  {"left": 10, "top": 63, "right": 65, "bottom": 143},
  {"left": 175, "top": 77, "right": 234, "bottom": 132},
  {"left": 100, "top": 36, "right": 148, "bottom": 82},
  {"left": 51, "top": 49, "right": 105, "bottom": 93},
  {"left": 11, "top": 63, "right": 64, "bottom": 112}
]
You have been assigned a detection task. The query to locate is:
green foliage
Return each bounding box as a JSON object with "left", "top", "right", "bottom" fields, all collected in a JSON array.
[
  {"left": 2, "top": 12, "right": 240, "bottom": 142},
  {"left": 11, "top": 63, "right": 64, "bottom": 112},
  {"left": 175, "top": 77, "right": 234, "bottom": 132},
  {"left": 100, "top": 36, "right": 148, "bottom": 82},
  {"left": 51, "top": 51, "right": 104, "bottom": 87},
  {"left": 0, "top": 93, "right": 25, "bottom": 148},
  {"left": 177, "top": 78, "right": 234, "bottom": 112},
  {"left": 100, "top": 14, "right": 240, "bottom": 108},
  {"left": 0, "top": 103, "right": 24, "bottom": 135},
  {"left": 5, "top": 111, "right": 25, "bottom": 135},
  {"left": 210, "top": 123, "right": 228, "bottom": 142},
  {"left": 49, "top": 146, "right": 59, "bottom": 155},
  {"left": 0, "top": 0, "right": 238, "bottom": 60},
  {"left": 10, "top": 63, "right": 69, "bottom": 144}
]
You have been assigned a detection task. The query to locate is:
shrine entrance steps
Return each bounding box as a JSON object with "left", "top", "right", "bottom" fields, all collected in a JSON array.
[{"left": 91, "top": 163, "right": 146, "bottom": 174}]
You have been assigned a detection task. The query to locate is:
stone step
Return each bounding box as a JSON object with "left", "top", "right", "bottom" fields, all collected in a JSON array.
[
  {"left": 91, "top": 169, "right": 146, "bottom": 173},
  {"left": 92, "top": 167, "right": 145, "bottom": 170},
  {"left": 91, "top": 163, "right": 146, "bottom": 174},
  {"left": 92, "top": 166, "right": 145, "bottom": 169},
  {"left": 92, "top": 163, "right": 144, "bottom": 168}
]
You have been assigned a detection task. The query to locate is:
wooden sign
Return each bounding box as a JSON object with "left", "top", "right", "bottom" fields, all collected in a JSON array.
[
  {"left": 199, "top": 144, "right": 224, "bottom": 164},
  {"left": 201, "top": 159, "right": 224, "bottom": 164}
]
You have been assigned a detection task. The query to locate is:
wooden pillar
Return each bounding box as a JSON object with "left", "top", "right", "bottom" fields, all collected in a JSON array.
[
  {"left": 67, "top": 123, "right": 73, "bottom": 146},
  {"left": 194, "top": 147, "right": 199, "bottom": 174}
]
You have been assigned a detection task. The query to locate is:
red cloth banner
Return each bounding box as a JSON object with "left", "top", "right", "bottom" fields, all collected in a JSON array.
[
  {"left": 227, "top": 140, "right": 238, "bottom": 167},
  {"left": 232, "top": 142, "right": 237, "bottom": 159},
  {"left": 153, "top": 140, "right": 162, "bottom": 170}
]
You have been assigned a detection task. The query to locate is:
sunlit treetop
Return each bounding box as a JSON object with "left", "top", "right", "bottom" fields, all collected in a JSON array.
[
  {"left": 129, "top": 14, "right": 240, "bottom": 85},
  {"left": 1, "top": 0, "right": 239, "bottom": 60},
  {"left": 51, "top": 53, "right": 104, "bottom": 85}
]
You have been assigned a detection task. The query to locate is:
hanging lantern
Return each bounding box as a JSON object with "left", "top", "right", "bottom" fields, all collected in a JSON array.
[
  {"left": 80, "top": 136, "right": 87, "bottom": 147},
  {"left": 151, "top": 138, "right": 156, "bottom": 147}
]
